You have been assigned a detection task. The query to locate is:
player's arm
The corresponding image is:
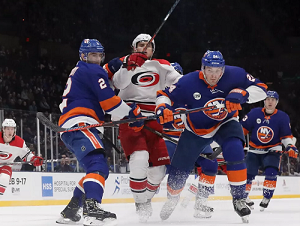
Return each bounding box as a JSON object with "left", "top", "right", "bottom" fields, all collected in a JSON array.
[
  {"left": 20, "top": 141, "right": 43, "bottom": 166},
  {"left": 103, "top": 57, "right": 123, "bottom": 80},
  {"left": 280, "top": 114, "right": 298, "bottom": 158},
  {"left": 243, "top": 71, "right": 268, "bottom": 103},
  {"left": 240, "top": 110, "right": 255, "bottom": 136}
]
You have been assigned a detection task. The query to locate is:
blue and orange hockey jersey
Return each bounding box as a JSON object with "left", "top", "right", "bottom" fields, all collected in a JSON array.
[
  {"left": 59, "top": 61, "right": 131, "bottom": 128},
  {"left": 157, "top": 65, "right": 267, "bottom": 137},
  {"left": 240, "top": 107, "right": 293, "bottom": 153}
]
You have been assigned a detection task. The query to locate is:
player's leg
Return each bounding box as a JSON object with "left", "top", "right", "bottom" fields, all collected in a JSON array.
[
  {"left": 119, "top": 123, "right": 150, "bottom": 222},
  {"left": 215, "top": 120, "right": 251, "bottom": 222},
  {"left": 0, "top": 166, "right": 12, "bottom": 196},
  {"left": 56, "top": 177, "right": 84, "bottom": 223},
  {"left": 244, "top": 151, "right": 261, "bottom": 209},
  {"left": 160, "top": 130, "right": 212, "bottom": 220},
  {"left": 193, "top": 152, "right": 218, "bottom": 219},
  {"left": 260, "top": 152, "right": 281, "bottom": 211},
  {"left": 61, "top": 126, "right": 116, "bottom": 226}
]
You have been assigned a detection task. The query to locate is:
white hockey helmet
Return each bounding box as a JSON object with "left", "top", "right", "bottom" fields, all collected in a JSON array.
[
  {"left": 2, "top": 119, "right": 16, "bottom": 128},
  {"left": 132, "top": 34, "right": 155, "bottom": 53}
]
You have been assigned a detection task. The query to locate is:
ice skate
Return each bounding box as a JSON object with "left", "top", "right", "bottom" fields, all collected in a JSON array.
[
  {"left": 233, "top": 199, "right": 251, "bottom": 223},
  {"left": 259, "top": 197, "right": 270, "bottom": 212},
  {"left": 83, "top": 198, "right": 117, "bottom": 226},
  {"left": 160, "top": 195, "right": 180, "bottom": 221},
  {"left": 193, "top": 197, "right": 213, "bottom": 218},
  {"left": 180, "top": 183, "right": 198, "bottom": 208},
  {"left": 245, "top": 197, "right": 254, "bottom": 210},
  {"left": 135, "top": 199, "right": 152, "bottom": 222},
  {"left": 56, "top": 197, "right": 82, "bottom": 224}
]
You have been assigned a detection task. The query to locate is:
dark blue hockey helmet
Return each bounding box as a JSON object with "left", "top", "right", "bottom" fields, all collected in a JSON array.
[
  {"left": 171, "top": 62, "right": 183, "bottom": 75},
  {"left": 201, "top": 50, "right": 225, "bottom": 68},
  {"left": 79, "top": 39, "right": 105, "bottom": 62},
  {"left": 266, "top": 91, "right": 279, "bottom": 100}
]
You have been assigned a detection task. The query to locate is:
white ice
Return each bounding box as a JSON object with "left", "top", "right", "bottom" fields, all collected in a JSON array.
[{"left": 1, "top": 198, "right": 299, "bottom": 226}]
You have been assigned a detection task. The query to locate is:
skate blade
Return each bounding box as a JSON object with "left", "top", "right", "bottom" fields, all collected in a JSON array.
[
  {"left": 241, "top": 216, "right": 249, "bottom": 223},
  {"left": 180, "top": 197, "right": 190, "bottom": 208},
  {"left": 193, "top": 212, "right": 212, "bottom": 219},
  {"left": 56, "top": 217, "right": 81, "bottom": 224},
  {"left": 83, "top": 216, "right": 117, "bottom": 226}
]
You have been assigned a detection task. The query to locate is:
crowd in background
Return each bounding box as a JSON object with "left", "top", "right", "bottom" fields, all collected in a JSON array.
[{"left": 0, "top": 0, "right": 300, "bottom": 174}]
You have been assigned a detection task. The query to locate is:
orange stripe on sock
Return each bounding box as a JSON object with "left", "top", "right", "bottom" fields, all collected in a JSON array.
[
  {"left": 227, "top": 169, "right": 247, "bottom": 183},
  {"left": 167, "top": 184, "right": 184, "bottom": 196},
  {"left": 263, "top": 180, "right": 276, "bottom": 189},
  {"left": 199, "top": 174, "right": 216, "bottom": 185},
  {"left": 78, "top": 177, "right": 84, "bottom": 189},
  {"left": 83, "top": 173, "right": 105, "bottom": 188},
  {"left": 246, "top": 183, "right": 252, "bottom": 192}
]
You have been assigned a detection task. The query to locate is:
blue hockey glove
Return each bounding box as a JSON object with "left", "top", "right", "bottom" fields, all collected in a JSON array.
[
  {"left": 103, "top": 57, "right": 122, "bottom": 78},
  {"left": 155, "top": 103, "right": 174, "bottom": 124},
  {"left": 225, "top": 88, "right": 249, "bottom": 113},
  {"left": 285, "top": 145, "right": 298, "bottom": 159},
  {"left": 128, "top": 103, "right": 144, "bottom": 132}
]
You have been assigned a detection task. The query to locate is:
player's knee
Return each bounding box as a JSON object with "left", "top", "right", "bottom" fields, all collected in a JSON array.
[
  {"left": 197, "top": 158, "right": 218, "bottom": 176},
  {"left": 222, "top": 137, "right": 245, "bottom": 162},
  {"left": 129, "top": 150, "right": 149, "bottom": 178},
  {"left": 264, "top": 167, "right": 278, "bottom": 177},
  {"left": 148, "top": 165, "right": 166, "bottom": 184},
  {"left": 84, "top": 154, "right": 109, "bottom": 179},
  {"left": 0, "top": 170, "right": 12, "bottom": 194}
]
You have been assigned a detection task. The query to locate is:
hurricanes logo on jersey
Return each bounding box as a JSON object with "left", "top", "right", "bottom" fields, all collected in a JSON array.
[
  {"left": 203, "top": 98, "right": 227, "bottom": 121},
  {"left": 257, "top": 126, "right": 274, "bottom": 143},
  {"left": 131, "top": 71, "right": 159, "bottom": 87},
  {"left": 0, "top": 151, "right": 13, "bottom": 160}
]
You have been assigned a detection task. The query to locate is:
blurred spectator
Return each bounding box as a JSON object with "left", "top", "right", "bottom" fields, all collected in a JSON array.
[{"left": 54, "top": 156, "right": 74, "bottom": 172}]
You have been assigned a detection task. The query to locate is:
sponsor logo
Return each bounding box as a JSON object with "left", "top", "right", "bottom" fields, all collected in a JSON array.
[
  {"left": 210, "top": 88, "right": 224, "bottom": 94},
  {"left": 131, "top": 71, "right": 160, "bottom": 87},
  {"left": 257, "top": 126, "right": 274, "bottom": 143},
  {"left": 113, "top": 177, "right": 120, "bottom": 195},
  {"left": 42, "top": 176, "right": 53, "bottom": 197},
  {"left": 11, "top": 187, "right": 20, "bottom": 194},
  {"left": 203, "top": 98, "right": 227, "bottom": 121}
]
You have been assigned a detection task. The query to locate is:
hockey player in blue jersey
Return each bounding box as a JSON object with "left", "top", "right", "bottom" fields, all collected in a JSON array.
[
  {"left": 155, "top": 50, "right": 268, "bottom": 223},
  {"left": 165, "top": 62, "right": 218, "bottom": 218},
  {"left": 56, "top": 39, "right": 144, "bottom": 226},
  {"left": 240, "top": 90, "right": 298, "bottom": 211}
]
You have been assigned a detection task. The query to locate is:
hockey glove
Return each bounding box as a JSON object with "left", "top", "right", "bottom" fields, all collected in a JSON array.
[
  {"left": 123, "top": 53, "right": 147, "bottom": 71},
  {"left": 104, "top": 57, "right": 122, "bottom": 77},
  {"left": 128, "top": 103, "right": 144, "bottom": 132},
  {"left": 30, "top": 156, "right": 43, "bottom": 167},
  {"left": 285, "top": 145, "right": 298, "bottom": 159},
  {"left": 225, "top": 88, "right": 249, "bottom": 113},
  {"left": 155, "top": 103, "right": 174, "bottom": 124}
]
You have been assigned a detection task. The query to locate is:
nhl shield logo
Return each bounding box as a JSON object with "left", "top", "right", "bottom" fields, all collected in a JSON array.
[
  {"left": 193, "top": 92, "right": 201, "bottom": 100},
  {"left": 257, "top": 126, "right": 274, "bottom": 143}
]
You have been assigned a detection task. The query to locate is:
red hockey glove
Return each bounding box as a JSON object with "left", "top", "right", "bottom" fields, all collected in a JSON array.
[
  {"left": 123, "top": 52, "right": 147, "bottom": 71},
  {"left": 30, "top": 156, "right": 43, "bottom": 167},
  {"left": 155, "top": 103, "right": 174, "bottom": 124},
  {"left": 285, "top": 145, "right": 298, "bottom": 159},
  {"left": 128, "top": 103, "right": 144, "bottom": 132},
  {"left": 225, "top": 88, "right": 249, "bottom": 113}
]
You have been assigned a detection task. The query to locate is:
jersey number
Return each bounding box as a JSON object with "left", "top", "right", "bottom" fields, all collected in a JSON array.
[
  {"left": 98, "top": 78, "right": 107, "bottom": 89},
  {"left": 59, "top": 67, "right": 79, "bottom": 112}
]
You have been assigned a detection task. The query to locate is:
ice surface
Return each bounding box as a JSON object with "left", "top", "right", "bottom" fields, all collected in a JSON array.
[{"left": 1, "top": 198, "right": 299, "bottom": 226}]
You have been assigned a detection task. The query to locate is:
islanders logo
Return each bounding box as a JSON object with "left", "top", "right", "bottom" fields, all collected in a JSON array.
[
  {"left": 257, "top": 126, "right": 274, "bottom": 143},
  {"left": 131, "top": 71, "right": 159, "bottom": 87},
  {"left": 203, "top": 98, "right": 227, "bottom": 121}
]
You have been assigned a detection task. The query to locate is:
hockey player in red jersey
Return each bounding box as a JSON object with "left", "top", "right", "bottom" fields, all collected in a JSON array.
[
  {"left": 56, "top": 39, "right": 143, "bottom": 226},
  {"left": 0, "top": 119, "right": 43, "bottom": 196},
  {"left": 111, "top": 34, "right": 182, "bottom": 222},
  {"left": 240, "top": 91, "right": 298, "bottom": 211},
  {"left": 155, "top": 50, "right": 268, "bottom": 223}
]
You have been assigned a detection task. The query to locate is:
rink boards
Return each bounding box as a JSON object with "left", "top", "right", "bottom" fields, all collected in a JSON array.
[{"left": 1, "top": 172, "right": 300, "bottom": 207}]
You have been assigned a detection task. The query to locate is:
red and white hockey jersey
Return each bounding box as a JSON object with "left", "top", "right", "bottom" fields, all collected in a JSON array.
[
  {"left": 0, "top": 132, "right": 33, "bottom": 165},
  {"left": 113, "top": 59, "right": 182, "bottom": 116}
]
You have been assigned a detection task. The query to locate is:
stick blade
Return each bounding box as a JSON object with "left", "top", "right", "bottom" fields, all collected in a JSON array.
[{"left": 36, "top": 112, "right": 65, "bottom": 133}]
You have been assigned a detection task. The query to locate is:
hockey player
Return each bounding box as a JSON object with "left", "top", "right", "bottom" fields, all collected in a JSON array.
[
  {"left": 0, "top": 119, "right": 43, "bottom": 196},
  {"left": 155, "top": 50, "right": 268, "bottom": 223},
  {"left": 165, "top": 62, "right": 217, "bottom": 219},
  {"left": 112, "top": 34, "right": 182, "bottom": 222},
  {"left": 56, "top": 39, "right": 143, "bottom": 226},
  {"left": 240, "top": 90, "right": 298, "bottom": 211}
]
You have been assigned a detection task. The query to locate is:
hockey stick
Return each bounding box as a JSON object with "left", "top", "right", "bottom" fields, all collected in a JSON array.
[
  {"left": 143, "top": 125, "right": 223, "bottom": 161},
  {"left": 99, "top": 132, "right": 122, "bottom": 154},
  {"left": 37, "top": 104, "right": 224, "bottom": 133},
  {"left": 143, "top": 0, "right": 181, "bottom": 52}
]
